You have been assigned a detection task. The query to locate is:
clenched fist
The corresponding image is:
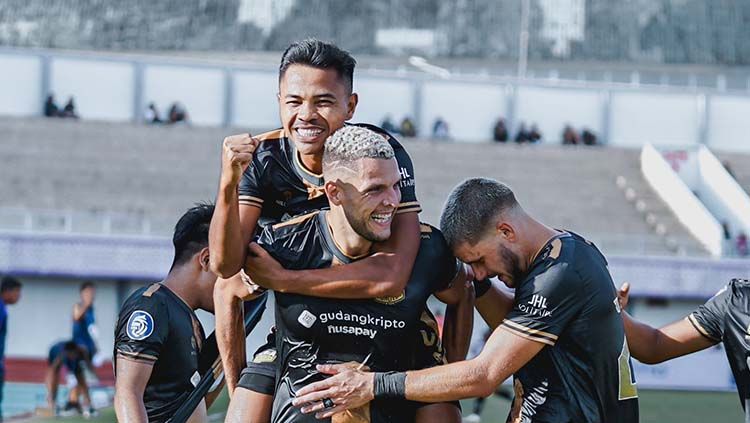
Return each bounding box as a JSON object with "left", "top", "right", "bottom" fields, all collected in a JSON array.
[{"left": 221, "top": 133, "right": 260, "bottom": 186}]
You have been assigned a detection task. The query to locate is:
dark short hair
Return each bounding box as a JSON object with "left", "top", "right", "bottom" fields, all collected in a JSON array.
[
  {"left": 440, "top": 178, "right": 519, "bottom": 249},
  {"left": 80, "top": 281, "right": 95, "bottom": 291},
  {"left": 171, "top": 203, "right": 215, "bottom": 269},
  {"left": 0, "top": 276, "right": 21, "bottom": 293},
  {"left": 279, "top": 39, "right": 356, "bottom": 92}
]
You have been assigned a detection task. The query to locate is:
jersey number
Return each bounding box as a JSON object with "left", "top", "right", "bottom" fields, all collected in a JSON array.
[{"left": 618, "top": 336, "right": 638, "bottom": 400}]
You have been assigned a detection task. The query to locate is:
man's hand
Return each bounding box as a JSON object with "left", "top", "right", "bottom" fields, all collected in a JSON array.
[
  {"left": 618, "top": 282, "right": 631, "bottom": 310},
  {"left": 244, "top": 243, "right": 289, "bottom": 290},
  {"left": 221, "top": 134, "right": 259, "bottom": 185},
  {"left": 292, "top": 364, "right": 375, "bottom": 419}
]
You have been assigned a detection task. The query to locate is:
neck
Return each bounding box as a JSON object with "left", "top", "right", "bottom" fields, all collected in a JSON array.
[
  {"left": 163, "top": 266, "right": 203, "bottom": 310},
  {"left": 300, "top": 152, "right": 323, "bottom": 175},
  {"left": 326, "top": 208, "right": 374, "bottom": 259},
  {"left": 520, "top": 217, "right": 560, "bottom": 271}
]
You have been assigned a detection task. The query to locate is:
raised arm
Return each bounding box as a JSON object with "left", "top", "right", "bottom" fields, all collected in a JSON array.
[
  {"left": 209, "top": 134, "right": 260, "bottom": 277},
  {"left": 114, "top": 357, "right": 153, "bottom": 423},
  {"left": 246, "top": 212, "right": 420, "bottom": 299}
]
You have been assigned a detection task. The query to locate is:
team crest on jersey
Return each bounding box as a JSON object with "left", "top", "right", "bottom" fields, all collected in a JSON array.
[
  {"left": 126, "top": 310, "right": 154, "bottom": 341},
  {"left": 374, "top": 291, "right": 406, "bottom": 305}
]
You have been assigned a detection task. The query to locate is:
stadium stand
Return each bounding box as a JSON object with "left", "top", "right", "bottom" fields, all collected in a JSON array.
[
  {"left": 715, "top": 152, "right": 750, "bottom": 194},
  {"left": 0, "top": 117, "right": 708, "bottom": 256}
]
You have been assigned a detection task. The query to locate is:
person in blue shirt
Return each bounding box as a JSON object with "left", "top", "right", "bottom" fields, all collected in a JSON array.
[
  {"left": 0, "top": 276, "right": 22, "bottom": 422},
  {"left": 72, "top": 281, "right": 97, "bottom": 361}
]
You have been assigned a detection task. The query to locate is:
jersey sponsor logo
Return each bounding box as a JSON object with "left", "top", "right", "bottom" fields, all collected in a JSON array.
[
  {"left": 298, "top": 310, "right": 317, "bottom": 328},
  {"left": 319, "top": 310, "right": 406, "bottom": 330},
  {"left": 327, "top": 325, "right": 378, "bottom": 339},
  {"left": 517, "top": 295, "right": 552, "bottom": 318},
  {"left": 374, "top": 291, "right": 406, "bottom": 305},
  {"left": 126, "top": 310, "right": 154, "bottom": 341}
]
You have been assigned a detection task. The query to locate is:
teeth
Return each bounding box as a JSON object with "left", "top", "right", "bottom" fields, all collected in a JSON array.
[
  {"left": 297, "top": 128, "right": 323, "bottom": 137},
  {"left": 371, "top": 213, "right": 392, "bottom": 223}
]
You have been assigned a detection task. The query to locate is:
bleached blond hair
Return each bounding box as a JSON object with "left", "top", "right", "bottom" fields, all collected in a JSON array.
[{"left": 322, "top": 126, "right": 394, "bottom": 177}]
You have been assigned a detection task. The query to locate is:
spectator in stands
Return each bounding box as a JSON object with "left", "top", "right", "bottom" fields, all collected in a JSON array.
[
  {"left": 514, "top": 122, "right": 531, "bottom": 143},
  {"left": 61, "top": 97, "right": 79, "bottom": 119},
  {"left": 45, "top": 340, "right": 94, "bottom": 417},
  {"left": 144, "top": 102, "right": 162, "bottom": 124},
  {"left": 562, "top": 124, "right": 580, "bottom": 145},
  {"left": 493, "top": 118, "right": 509, "bottom": 142},
  {"left": 44, "top": 95, "right": 59, "bottom": 118},
  {"left": 737, "top": 232, "right": 748, "bottom": 257},
  {"left": 529, "top": 123, "right": 542, "bottom": 143},
  {"left": 582, "top": 128, "right": 598, "bottom": 146},
  {"left": 432, "top": 116, "right": 450, "bottom": 140},
  {"left": 381, "top": 114, "right": 399, "bottom": 135},
  {"left": 0, "top": 276, "right": 22, "bottom": 421},
  {"left": 400, "top": 116, "right": 417, "bottom": 137},
  {"left": 168, "top": 102, "right": 189, "bottom": 124}
]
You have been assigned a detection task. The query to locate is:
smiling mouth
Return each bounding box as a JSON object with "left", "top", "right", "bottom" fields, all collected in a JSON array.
[
  {"left": 371, "top": 212, "right": 394, "bottom": 225},
  {"left": 295, "top": 127, "right": 324, "bottom": 138}
]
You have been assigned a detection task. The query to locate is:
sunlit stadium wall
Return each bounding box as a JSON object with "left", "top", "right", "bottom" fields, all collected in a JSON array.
[{"left": 4, "top": 48, "right": 750, "bottom": 151}]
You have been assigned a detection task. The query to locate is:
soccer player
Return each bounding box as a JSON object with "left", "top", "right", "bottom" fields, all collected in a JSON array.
[
  {"left": 72, "top": 281, "right": 98, "bottom": 362},
  {"left": 292, "top": 178, "right": 640, "bottom": 423},
  {"left": 45, "top": 340, "right": 91, "bottom": 415},
  {"left": 209, "top": 38, "right": 469, "bottom": 417},
  {"left": 225, "top": 125, "right": 470, "bottom": 423},
  {"left": 618, "top": 278, "right": 750, "bottom": 418},
  {"left": 0, "top": 276, "right": 21, "bottom": 421},
  {"left": 114, "top": 204, "right": 226, "bottom": 423}
]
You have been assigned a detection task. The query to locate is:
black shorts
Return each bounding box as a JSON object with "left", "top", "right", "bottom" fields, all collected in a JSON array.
[
  {"left": 413, "top": 308, "right": 460, "bottom": 412},
  {"left": 236, "top": 329, "right": 277, "bottom": 395}
]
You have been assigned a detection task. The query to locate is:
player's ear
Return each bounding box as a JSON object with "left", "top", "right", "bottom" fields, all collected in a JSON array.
[
  {"left": 346, "top": 92, "right": 358, "bottom": 120},
  {"left": 497, "top": 222, "right": 516, "bottom": 242},
  {"left": 325, "top": 180, "right": 343, "bottom": 206},
  {"left": 198, "top": 247, "right": 211, "bottom": 272}
]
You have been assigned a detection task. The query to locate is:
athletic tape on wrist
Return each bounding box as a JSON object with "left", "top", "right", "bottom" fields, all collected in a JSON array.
[{"left": 373, "top": 372, "right": 406, "bottom": 400}]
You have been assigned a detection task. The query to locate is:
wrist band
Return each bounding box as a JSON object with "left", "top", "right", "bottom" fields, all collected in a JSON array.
[
  {"left": 474, "top": 278, "right": 492, "bottom": 299},
  {"left": 373, "top": 372, "right": 406, "bottom": 400}
]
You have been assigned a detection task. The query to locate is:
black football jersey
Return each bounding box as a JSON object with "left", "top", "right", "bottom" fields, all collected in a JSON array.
[
  {"left": 500, "top": 232, "right": 639, "bottom": 423},
  {"left": 257, "top": 211, "right": 459, "bottom": 423},
  {"left": 688, "top": 278, "right": 750, "bottom": 416},
  {"left": 238, "top": 123, "right": 420, "bottom": 227},
  {"left": 114, "top": 283, "right": 205, "bottom": 423}
]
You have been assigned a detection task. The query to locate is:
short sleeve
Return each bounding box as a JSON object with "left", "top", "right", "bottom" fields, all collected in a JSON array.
[
  {"left": 501, "top": 263, "right": 582, "bottom": 346},
  {"left": 391, "top": 141, "right": 421, "bottom": 214},
  {"left": 429, "top": 228, "right": 462, "bottom": 293},
  {"left": 688, "top": 281, "right": 732, "bottom": 342},
  {"left": 115, "top": 296, "right": 169, "bottom": 363},
  {"left": 238, "top": 158, "right": 265, "bottom": 209}
]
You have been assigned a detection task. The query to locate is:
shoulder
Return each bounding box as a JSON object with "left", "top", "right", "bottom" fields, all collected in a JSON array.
[
  {"left": 119, "top": 284, "right": 167, "bottom": 318},
  {"left": 252, "top": 129, "right": 287, "bottom": 159},
  {"left": 262, "top": 211, "right": 321, "bottom": 246}
]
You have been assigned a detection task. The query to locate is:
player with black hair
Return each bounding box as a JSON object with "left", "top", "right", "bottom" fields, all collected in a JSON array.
[
  {"left": 114, "top": 204, "right": 231, "bottom": 423},
  {"left": 209, "top": 38, "right": 471, "bottom": 422}
]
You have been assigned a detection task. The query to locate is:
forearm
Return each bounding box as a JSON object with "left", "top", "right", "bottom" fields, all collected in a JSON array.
[
  {"left": 622, "top": 312, "right": 664, "bottom": 364},
  {"left": 442, "top": 288, "right": 475, "bottom": 362},
  {"left": 214, "top": 286, "right": 246, "bottom": 393},
  {"left": 405, "top": 358, "right": 499, "bottom": 402},
  {"left": 209, "top": 182, "right": 246, "bottom": 277},
  {"left": 277, "top": 254, "right": 406, "bottom": 298},
  {"left": 114, "top": 393, "right": 148, "bottom": 423},
  {"left": 475, "top": 283, "right": 513, "bottom": 330}
]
